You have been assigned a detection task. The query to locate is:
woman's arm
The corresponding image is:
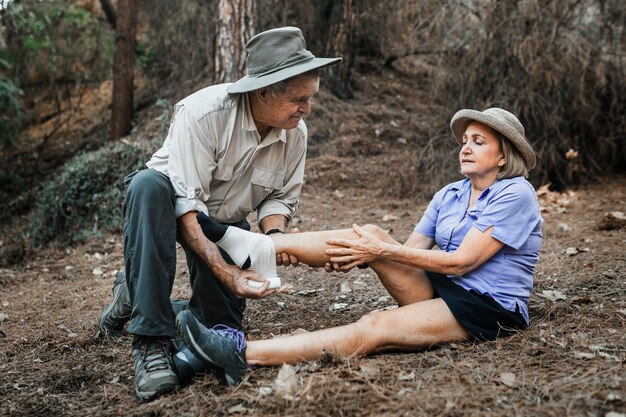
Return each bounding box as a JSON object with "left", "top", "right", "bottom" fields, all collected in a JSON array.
[{"left": 327, "top": 224, "right": 504, "bottom": 276}]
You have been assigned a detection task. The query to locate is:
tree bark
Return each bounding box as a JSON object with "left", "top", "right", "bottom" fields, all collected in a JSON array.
[
  {"left": 111, "top": 0, "right": 136, "bottom": 141},
  {"left": 214, "top": 0, "right": 256, "bottom": 84},
  {"left": 325, "top": 0, "right": 356, "bottom": 99}
]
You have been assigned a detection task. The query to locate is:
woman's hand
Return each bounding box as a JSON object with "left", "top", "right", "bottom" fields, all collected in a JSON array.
[{"left": 325, "top": 224, "right": 387, "bottom": 271}]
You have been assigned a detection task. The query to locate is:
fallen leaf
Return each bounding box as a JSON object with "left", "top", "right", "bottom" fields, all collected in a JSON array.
[
  {"left": 228, "top": 404, "right": 249, "bottom": 413},
  {"left": 274, "top": 364, "right": 299, "bottom": 398},
  {"left": 382, "top": 214, "right": 398, "bottom": 222},
  {"left": 291, "top": 328, "right": 309, "bottom": 336},
  {"left": 398, "top": 371, "right": 415, "bottom": 381},
  {"left": 294, "top": 288, "right": 324, "bottom": 296},
  {"left": 540, "top": 290, "right": 567, "bottom": 302},
  {"left": 356, "top": 365, "right": 378, "bottom": 378},
  {"left": 610, "top": 211, "right": 625, "bottom": 220},
  {"left": 565, "top": 148, "right": 578, "bottom": 160}
]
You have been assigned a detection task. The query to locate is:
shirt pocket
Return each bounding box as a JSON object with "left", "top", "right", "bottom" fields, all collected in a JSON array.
[
  {"left": 212, "top": 163, "right": 234, "bottom": 182},
  {"left": 249, "top": 167, "right": 285, "bottom": 209}
]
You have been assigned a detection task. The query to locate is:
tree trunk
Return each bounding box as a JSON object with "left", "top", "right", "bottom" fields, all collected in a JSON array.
[
  {"left": 325, "top": 0, "right": 356, "bottom": 99},
  {"left": 214, "top": 0, "right": 256, "bottom": 84},
  {"left": 99, "top": 0, "right": 117, "bottom": 29},
  {"left": 111, "top": 0, "right": 136, "bottom": 141}
]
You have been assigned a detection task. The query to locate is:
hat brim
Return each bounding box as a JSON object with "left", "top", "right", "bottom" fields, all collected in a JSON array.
[
  {"left": 450, "top": 109, "right": 536, "bottom": 170},
  {"left": 226, "top": 57, "right": 342, "bottom": 93}
]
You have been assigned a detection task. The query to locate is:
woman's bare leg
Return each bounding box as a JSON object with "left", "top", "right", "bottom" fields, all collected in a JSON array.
[
  {"left": 198, "top": 214, "right": 435, "bottom": 305},
  {"left": 245, "top": 298, "right": 469, "bottom": 366},
  {"left": 271, "top": 229, "right": 356, "bottom": 267}
]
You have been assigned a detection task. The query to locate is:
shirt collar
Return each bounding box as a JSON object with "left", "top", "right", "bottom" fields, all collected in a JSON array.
[
  {"left": 241, "top": 93, "right": 288, "bottom": 145},
  {"left": 452, "top": 178, "right": 495, "bottom": 201}
]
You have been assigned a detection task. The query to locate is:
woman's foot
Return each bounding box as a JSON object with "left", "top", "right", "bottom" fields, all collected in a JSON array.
[
  {"left": 196, "top": 212, "right": 279, "bottom": 283},
  {"left": 176, "top": 310, "right": 248, "bottom": 386}
]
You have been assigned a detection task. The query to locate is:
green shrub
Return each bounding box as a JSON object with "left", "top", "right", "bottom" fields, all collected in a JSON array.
[
  {"left": 29, "top": 141, "right": 149, "bottom": 247},
  {"left": 3, "top": 1, "right": 114, "bottom": 83},
  {"left": 0, "top": 58, "right": 24, "bottom": 149}
]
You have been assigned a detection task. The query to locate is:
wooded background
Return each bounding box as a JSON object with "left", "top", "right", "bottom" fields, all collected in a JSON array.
[{"left": 0, "top": 0, "right": 624, "bottom": 255}]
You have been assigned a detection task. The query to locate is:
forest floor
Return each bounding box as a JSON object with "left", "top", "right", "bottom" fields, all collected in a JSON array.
[
  {"left": 0, "top": 68, "right": 625, "bottom": 416},
  {"left": 1, "top": 173, "right": 625, "bottom": 416}
]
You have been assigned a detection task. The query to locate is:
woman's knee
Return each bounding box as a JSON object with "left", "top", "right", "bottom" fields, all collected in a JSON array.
[
  {"left": 354, "top": 311, "right": 389, "bottom": 342},
  {"left": 361, "top": 224, "right": 396, "bottom": 243}
]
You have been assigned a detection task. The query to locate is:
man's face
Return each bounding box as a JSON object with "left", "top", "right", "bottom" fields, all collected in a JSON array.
[{"left": 261, "top": 75, "right": 320, "bottom": 130}]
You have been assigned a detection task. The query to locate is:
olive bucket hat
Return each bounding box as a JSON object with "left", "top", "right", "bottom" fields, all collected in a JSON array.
[
  {"left": 450, "top": 108, "right": 536, "bottom": 171},
  {"left": 226, "top": 26, "right": 342, "bottom": 94}
]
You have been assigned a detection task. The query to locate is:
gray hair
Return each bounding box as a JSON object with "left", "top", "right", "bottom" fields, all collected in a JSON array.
[
  {"left": 495, "top": 131, "right": 529, "bottom": 179},
  {"left": 266, "top": 69, "right": 320, "bottom": 97}
]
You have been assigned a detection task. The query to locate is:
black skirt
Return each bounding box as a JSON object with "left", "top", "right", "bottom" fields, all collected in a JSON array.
[{"left": 426, "top": 271, "right": 527, "bottom": 341}]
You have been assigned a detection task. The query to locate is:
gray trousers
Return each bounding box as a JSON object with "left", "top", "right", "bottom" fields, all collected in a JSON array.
[{"left": 123, "top": 169, "right": 248, "bottom": 338}]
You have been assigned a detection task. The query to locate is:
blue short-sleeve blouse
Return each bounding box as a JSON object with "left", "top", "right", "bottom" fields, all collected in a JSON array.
[{"left": 414, "top": 176, "right": 543, "bottom": 324}]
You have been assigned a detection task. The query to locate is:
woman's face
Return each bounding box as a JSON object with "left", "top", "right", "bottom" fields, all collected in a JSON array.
[{"left": 459, "top": 122, "right": 506, "bottom": 181}]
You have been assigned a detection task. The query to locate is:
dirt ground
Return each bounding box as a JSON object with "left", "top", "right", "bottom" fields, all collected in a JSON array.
[
  {"left": 0, "top": 167, "right": 624, "bottom": 416},
  {"left": 0, "top": 64, "right": 625, "bottom": 416}
]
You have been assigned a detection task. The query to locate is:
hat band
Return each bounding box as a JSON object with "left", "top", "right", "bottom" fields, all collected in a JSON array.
[{"left": 247, "top": 54, "right": 315, "bottom": 78}]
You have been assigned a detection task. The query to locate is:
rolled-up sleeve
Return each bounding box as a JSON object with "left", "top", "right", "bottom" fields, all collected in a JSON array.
[
  {"left": 414, "top": 187, "right": 445, "bottom": 238},
  {"left": 473, "top": 182, "right": 541, "bottom": 250},
  {"left": 167, "top": 105, "right": 217, "bottom": 218},
  {"left": 257, "top": 139, "right": 306, "bottom": 222}
]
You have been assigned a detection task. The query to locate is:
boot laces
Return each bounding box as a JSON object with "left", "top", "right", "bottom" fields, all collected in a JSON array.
[{"left": 140, "top": 339, "right": 171, "bottom": 372}]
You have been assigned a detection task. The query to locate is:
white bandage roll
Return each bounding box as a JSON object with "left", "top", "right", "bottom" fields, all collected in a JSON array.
[{"left": 247, "top": 277, "right": 282, "bottom": 289}]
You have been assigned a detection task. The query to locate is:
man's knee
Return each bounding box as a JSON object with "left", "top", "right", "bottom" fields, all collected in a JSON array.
[{"left": 127, "top": 170, "right": 170, "bottom": 201}]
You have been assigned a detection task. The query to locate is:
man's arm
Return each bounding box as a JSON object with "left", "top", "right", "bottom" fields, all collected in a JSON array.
[{"left": 178, "top": 212, "right": 275, "bottom": 298}]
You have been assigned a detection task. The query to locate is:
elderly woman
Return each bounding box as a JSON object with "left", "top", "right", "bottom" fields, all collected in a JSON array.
[{"left": 174, "top": 108, "right": 543, "bottom": 386}]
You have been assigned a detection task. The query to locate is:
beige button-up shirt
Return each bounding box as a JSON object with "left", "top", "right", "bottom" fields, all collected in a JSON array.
[{"left": 146, "top": 83, "right": 307, "bottom": 224}]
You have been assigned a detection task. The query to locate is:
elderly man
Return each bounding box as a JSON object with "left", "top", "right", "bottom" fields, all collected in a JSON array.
[{"left": 98, "top": 27, "right": 340, "bottom": 402}]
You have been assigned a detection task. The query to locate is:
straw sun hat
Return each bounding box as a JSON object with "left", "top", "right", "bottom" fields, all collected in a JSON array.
[
  {"left": 450, "top": 108, "right": 536, "bottom": 171},
  {"left": 227, "top": 26, "right": 342, "bottom": 94}
]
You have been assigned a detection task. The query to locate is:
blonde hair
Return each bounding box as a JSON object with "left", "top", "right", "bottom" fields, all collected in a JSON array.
[{"left": 495, "top": 131, "right": 529, "bottom": 179}]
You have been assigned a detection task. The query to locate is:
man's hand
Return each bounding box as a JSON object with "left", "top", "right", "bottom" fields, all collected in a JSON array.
[
  {"left": 276, "top": 227, "right": 300, "bottom": 267},
  {"left": 224, "top": 263, "right": 277, "bottom": 299},
  {"left": 179, "top": 211, "right": 276, "bottom": 299}
]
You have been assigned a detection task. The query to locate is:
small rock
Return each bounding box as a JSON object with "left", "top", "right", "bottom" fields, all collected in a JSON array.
[
  {"left": 92, "top": 268, "right": 103, "bottom": 276},
  {"left": 340, "top": 282, "right": 352, "bottom": 293},
  {"left": 499, "top": 372, "right": 516, "bottom": 387},
  {"left": 558, "top": 223, "right": 572, "bottom": 232},
  {"left": 331, "top": 303, "right": 349, "bottom": 311}
]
